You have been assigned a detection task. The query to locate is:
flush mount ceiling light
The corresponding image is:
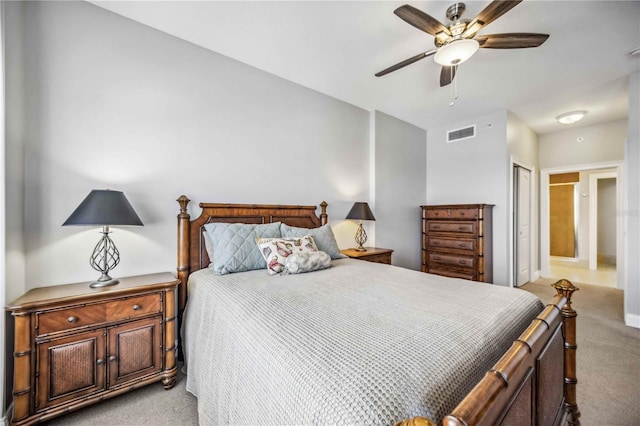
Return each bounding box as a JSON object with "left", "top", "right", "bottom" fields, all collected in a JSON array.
[
  {"left": 434, "top": 39, "right": 480, "bottom": 66},
  {"left": 556, "top": 110, "right": 587, "bottom": 125}
]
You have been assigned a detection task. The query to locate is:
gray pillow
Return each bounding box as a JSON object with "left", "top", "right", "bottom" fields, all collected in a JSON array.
[
  {"left": 204, "top": 222, "right": 281, "bottom": 274},
  {"left": 280, "top": 223, "right": 346, "bottom": 260}
]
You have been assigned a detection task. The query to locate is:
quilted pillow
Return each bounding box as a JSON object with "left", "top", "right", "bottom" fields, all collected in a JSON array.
[
  {"left": 256, "top": 235, "right": 318, "bottom": 275},
  {"left": 284, "top": 251, "right": 331, "bottom": 274},
  {"left": 280, "top": 223, "right": 346, "bottom": 260},
  {"left": 204, "top": 222, "right": 281, "bottom": 275}
]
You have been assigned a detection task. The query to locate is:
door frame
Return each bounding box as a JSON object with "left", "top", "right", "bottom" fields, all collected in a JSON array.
[
  {"left": 540, "top": 160, "right": 624, "bottom": 290},
  {"left": 508, "top": 157, "right": 536, "bottom": 288}
]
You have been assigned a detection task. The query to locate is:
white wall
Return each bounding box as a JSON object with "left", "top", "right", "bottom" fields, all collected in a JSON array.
[
  {"left": 1, "top": 0, "right": 7, "bottom": 417},
  {"left": 373, "top": 111, "right": 426, "bottom": 270},
  {"left": 5, "top": 1, "right": 373, "bottom": 289},
  {"left": 539, "top": 119, "right": 627, "bottom": 169},
  {"left": 507, "top": 112, "right": 539, "bottom": 281},
  {"left": 427, "top": 110, "right": 509, "bottom": 285},
  {"left": 625, "top": 71, "right": 640, "bottom": 326}
]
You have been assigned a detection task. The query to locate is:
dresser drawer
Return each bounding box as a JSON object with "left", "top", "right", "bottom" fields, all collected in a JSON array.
[
  {"left": 449, "top": 208, "right": 478, "bottom": 219},
  {"left": 37, "top": 293, "right": 162, "bottom": 335},
  {"left": 429, "top": 253, "right": 475, "bottom": 269},
  {"left": 427, "top": 221, "right": 476, "bottom": 234},
  {"left": 428, "top": 267, "right": 477, "bottom": 281},
  {"left": 427, "top": 237, "right": 475, "bottom": 252},
  {"left": 106, "top": 293, "right": 162, "bottom": 322},
  {"left": 424, "top": 208, "right": 450, "bottom": 219}
]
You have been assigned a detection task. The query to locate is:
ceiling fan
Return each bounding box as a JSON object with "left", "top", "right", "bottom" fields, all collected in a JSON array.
[{"left": 375, "top": 1, "right": 549, "bottom": 87}]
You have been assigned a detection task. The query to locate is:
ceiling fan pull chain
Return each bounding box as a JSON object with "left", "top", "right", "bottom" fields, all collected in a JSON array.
[{"left": 449, "top": 65, "right": 458, "bottom": 106}]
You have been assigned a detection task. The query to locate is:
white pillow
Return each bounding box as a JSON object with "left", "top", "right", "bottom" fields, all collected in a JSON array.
[
  {"left": 256, "top": 236, "right": 318, "bottom": 275},
  {"left": 284, "top": 251, "right": 331, "bottom": 274}
]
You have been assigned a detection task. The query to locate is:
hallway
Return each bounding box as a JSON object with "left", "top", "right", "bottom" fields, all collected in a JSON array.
[{"left": 548, "top": 257, "right": 616, "bottom": 288}]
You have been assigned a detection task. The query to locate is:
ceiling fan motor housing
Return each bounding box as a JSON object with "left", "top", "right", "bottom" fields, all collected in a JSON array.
[{"left": 446, "top": 3, "right": 466, "bottom": 21}]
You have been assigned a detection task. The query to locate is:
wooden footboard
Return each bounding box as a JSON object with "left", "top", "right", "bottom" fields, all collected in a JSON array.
[{"left": 400, "top": 280, "right": 580, "bottom": 426}]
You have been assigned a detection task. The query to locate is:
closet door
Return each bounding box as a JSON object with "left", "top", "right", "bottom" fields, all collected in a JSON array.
[{"left": 550, "top": 184, "right": 576, "bottom": 258}]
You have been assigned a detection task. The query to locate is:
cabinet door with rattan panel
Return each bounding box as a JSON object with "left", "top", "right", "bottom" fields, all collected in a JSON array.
[
  {"left": 36, "top": 329, "right": 107, "bottom": 412},
  {"left": 108, "top": 317, "right": 163, "bottom": 387}
]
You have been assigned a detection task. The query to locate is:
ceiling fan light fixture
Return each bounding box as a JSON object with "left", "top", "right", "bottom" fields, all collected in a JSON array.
[
  {"left": 434, "top": 39, "right": 480, "bottom": 66},
  {"left": 556, "top": 110, "right": 588, "bottom": 125}
]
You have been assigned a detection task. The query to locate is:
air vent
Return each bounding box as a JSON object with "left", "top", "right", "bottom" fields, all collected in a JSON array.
[{"left": 447, "top": 125, "right": 476, "bottom": 142}]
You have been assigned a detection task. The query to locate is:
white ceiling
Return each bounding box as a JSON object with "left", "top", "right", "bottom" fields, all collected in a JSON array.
[{"left": 91, "top": 0, "right": 640, "bottom": 135}]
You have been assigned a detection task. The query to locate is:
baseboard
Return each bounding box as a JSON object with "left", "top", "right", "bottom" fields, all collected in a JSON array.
[{"left": 625, "top": 313, "right": 640, "bottom": 329}]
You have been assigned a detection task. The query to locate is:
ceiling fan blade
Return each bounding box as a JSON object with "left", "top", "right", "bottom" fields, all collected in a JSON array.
[
  {"left": 440, "top": 65, "right": 457, "bottom": 87},
  {"left": 394, "top": 5, "right": 451, "bottom": 37},
  {"left": 375, "top": 50, "right": 437, "bottom": 77},
  {"left": 462, "top": 0, "right": 523, "bottom": 38},
  {"left": 477, "top": 33, "right": 549, "bottom": 49}
]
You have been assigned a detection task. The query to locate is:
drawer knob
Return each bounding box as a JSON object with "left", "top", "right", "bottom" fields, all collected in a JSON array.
[
  {"left": 458, "top": 243, "right": 466, "bottom": 247},
  {"left": 67, "top": 316, "right": 78, "bottom": 324},
  {"left": 458, "top": 226, "right": 466, "bottom": 230},
  {"left": 458, "top": 260, "right": 466, "bottom": 265},
  {"left": 433, "top": 225, "right": 441, "bottom": 229},
  {"left": 132, "top": 304, "right": 141, "bottom": 311},
  {"left": 460, "top": 211, "right": 465, "bottom": 216},
  {"left": 96, "top": 359, "right": 105, "bottom": 365},
  {"left": 433, "top": 256, "right": 441, "bottom": 260},
  {"left": 109, "top": 355, "right": 117, "bottom": 362}
]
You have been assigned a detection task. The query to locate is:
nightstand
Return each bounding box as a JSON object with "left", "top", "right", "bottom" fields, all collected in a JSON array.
[
  {"left": 6, "top": 272, "right": 179, "bottom": 426},
  {"left": 341, "top": 247, "right": 393, "bottom": 265}
]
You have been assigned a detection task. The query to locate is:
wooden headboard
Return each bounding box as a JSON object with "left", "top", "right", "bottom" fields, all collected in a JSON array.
[{"left": 176, "top": 195, "right": 328, "bottom": 315}]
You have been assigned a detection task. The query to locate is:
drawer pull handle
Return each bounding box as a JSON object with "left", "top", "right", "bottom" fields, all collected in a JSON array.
[
  {"left": 433, "top": 256, "right": 441, "bottom": 260},
  {"left": 460, "top": 211, "right": 465, "bottom": 216},
  {"left": 132, "top": 304, "right": 141, "bottom": 311},
  {"left": 458, "top": 243, "right": 466, "bottom": 247},
  {"left": 433, "top": 225, "right": 441, "bottom": 229},
  {"left": 458, "top": 227, "right": 466, "bottom": 230},
  {"left": 97, "top": 359, "right": 105, "bottom": 365},
  {"left": 458, "top": 260, "right": 466, "bottom": 265},
  {"left": 109, "top": 355, "right": 117, "bottom": 362},
  {"left": 67, "top": 316, "right": 78, "bottom": 324}
]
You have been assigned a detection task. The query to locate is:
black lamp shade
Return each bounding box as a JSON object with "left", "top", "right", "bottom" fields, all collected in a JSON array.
[
  {"left": 63, "top": 190, "right": 143, "bottom": 226},
  {"left": 345, "top": 202, "right": 376, "bottom": 221}
]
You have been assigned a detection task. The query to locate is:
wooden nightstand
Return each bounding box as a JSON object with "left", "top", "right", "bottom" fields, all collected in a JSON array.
[
  {"left": 6, "top": 272, "right": 179, "bottom": 426},
  {"left": 341, "top": 247, "right": 393, "bottom": 265}
]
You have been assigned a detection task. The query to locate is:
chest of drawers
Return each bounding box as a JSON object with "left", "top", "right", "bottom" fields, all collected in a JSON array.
[{"left": 421, "top": 204, "right": 493, "bottom": 283}]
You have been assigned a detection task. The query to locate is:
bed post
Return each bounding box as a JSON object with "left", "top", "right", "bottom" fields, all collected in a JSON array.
[
  {"left": 177, "top": 195, "right": 191, "bottom": 316},
  {"left": 552, "top": 279, "right": 581, "bottom": 425},
  {"left": 320, "top": 201, "right": 328, "bottom": 225}
]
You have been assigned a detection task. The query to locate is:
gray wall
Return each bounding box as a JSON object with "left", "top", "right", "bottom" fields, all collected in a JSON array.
[
  {"left": 625, "top": 71, "right": 640, "bottom": 325},
  {"left": 597, "top": 178, "right": 616, "bottom": 259},
  {"left": 373, "top": 111, "right": 426, "bottom": 270},
  {"left": 5, "top": 1, "right": 374, "bottom": 289},
  {"left": 427, "top": 110, "right": 509, "bottom": 285}
]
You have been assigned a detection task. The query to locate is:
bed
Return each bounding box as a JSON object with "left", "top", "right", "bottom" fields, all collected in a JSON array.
[{"left": 176, "top": 196, "right": 580, "bottom": 425}]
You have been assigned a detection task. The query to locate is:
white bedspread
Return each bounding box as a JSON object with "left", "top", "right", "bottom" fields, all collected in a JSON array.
[{"left": 182, "top": 259, "right": 543, "bottom": 425}]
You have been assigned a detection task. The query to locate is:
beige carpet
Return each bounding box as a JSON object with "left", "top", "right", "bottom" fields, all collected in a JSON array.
[
  {"left": 45, "top": 279, "right": 639, "bottom": 426},
  {"left": 521, "top": 278, "right": 640, "bottom": 426}
]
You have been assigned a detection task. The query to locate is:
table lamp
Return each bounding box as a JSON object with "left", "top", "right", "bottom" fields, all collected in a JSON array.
[
  {"left": 63, "top": 189, "right": 143, "bottom": 288},
  {"left": 345, "top": 202, "right": 376, "bottom": 252}
]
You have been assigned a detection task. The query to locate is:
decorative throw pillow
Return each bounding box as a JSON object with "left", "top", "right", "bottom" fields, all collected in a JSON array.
[
  {"left": 256, "top": 235, "right": 318, "bottom": 275},
  {"left": 204, "top": 222, "right": 281, "bottom": 275},
  {"left": 280, "top": 223, "right": 346, "bottom": 260},
  {"left": 284, "top": 251, "right": 331, "bottom": 274}
]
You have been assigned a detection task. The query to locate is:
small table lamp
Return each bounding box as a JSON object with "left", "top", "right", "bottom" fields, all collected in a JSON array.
[
  {"left": 345, "top": 202, "right": 376, "bottom": 252},
  {"left": 63, "top": 189, "right": 143, "bottom": 288}
]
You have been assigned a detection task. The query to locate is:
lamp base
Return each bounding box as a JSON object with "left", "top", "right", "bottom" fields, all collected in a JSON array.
[
  {"left": 90, "top": 278, "right": 120, "bottom": 288},
  {"left": 354, "top": 247, "right": 367, "bottom": 252}
]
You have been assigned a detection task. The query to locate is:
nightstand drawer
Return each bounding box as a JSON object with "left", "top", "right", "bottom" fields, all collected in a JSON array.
[
  {"left": 36, "top": 293, "right": 162, "bottom": 335},
  {"left": 38, "top": 304, "right": 107, "bottom": 335},
  {"left": 106, "top": 293, "right": 162, "bottom": 322}
]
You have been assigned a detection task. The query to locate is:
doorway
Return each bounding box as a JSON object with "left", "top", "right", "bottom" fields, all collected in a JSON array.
[{"left": 541, "top": 163, "right": 622, "bottom": 289}]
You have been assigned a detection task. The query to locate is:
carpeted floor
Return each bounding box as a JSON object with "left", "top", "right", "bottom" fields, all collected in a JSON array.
[
  {"left": 520, "top": 278, "right": 640, "bottom": 426},
  {"left": 44, "top": 278, "right": 639, "bottom": 426}
]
